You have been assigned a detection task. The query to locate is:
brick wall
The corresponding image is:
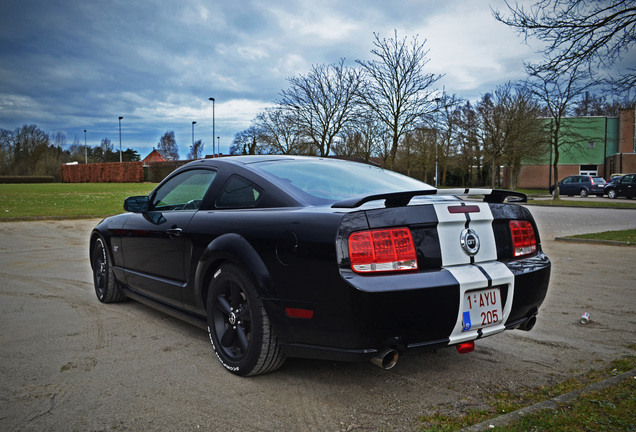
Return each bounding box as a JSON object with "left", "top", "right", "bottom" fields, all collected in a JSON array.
[
  {"left": 607, "top": 153, "right": 636, "bottom": 175},
  {"left": 618, "top": 108, "right": 635, "bottom": 153},
  {"left": 517, "top": 164, "right": 606, "bottom": 189},
  {"left": 60, "top": 162, "right": 144, "bottom": 183}
]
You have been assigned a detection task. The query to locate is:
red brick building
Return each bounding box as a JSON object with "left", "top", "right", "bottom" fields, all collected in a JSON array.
[{"left": 515, "top": 108, "right": 636, "bottom": 189}]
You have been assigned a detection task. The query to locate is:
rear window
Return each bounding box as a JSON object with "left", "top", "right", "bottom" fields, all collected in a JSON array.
[
  {"left": 592, "top": 177, "right": 606, "bottom": 184},
  {"left": 256, "top": 159, "right": 433, "bottom": 201}
]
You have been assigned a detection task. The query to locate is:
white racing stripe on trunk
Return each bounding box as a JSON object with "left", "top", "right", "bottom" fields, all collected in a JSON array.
[
  {"left": 433, "top": 203, "right": 497, "bottom": 266},
  {"left": 432, "top": 202, "right": 514, "bottom": 344},
  {"left": 445, "top": 262, "right": 515, "bottom": 344}
]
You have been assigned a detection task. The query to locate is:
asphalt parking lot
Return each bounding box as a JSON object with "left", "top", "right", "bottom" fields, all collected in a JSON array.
[{"left": 0, "top": 205, "right": 635, "bottom": 431}]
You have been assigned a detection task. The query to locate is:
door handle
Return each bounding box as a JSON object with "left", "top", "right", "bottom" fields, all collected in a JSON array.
[{"left": 166, "top": 227, "right": 183, "bottom": 238}]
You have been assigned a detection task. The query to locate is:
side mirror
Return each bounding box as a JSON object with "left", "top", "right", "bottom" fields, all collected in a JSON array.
[{"left": 124, "top": 196, "right": 149, "bottom": 213}]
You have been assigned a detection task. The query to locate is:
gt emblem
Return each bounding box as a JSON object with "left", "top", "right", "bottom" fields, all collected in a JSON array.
[{"left": 460, "top": 228, "right": 480, "bottom": 256}]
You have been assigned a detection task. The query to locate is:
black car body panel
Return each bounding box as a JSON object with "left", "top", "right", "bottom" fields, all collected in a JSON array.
[
  {"left": 604, "top": 173, "right": 636, "bottom": 199},
  {"left": 90, "top": 156, "right": 551, "bottom": 374}
]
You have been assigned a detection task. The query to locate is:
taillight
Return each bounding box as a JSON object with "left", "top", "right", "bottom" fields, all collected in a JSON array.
[
  {"left": 349, "top": 227, "right": 418, "bottom": 273},
  {"left": 509, "top": 220, "right": 537, "bottom": 257}
]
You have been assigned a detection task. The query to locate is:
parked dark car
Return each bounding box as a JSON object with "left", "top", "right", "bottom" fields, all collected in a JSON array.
[
  {"left": 549, "top": 175, "right": 607, "bottom": 197},
  {"left": 90, "top": 156, "right": 551, "bottom": 376},
  {"left": 604, "top": 173, "right": 636, "bottom": 199},
  {"left": 605, "top": 174, "right": 626, "bottom": 188}
]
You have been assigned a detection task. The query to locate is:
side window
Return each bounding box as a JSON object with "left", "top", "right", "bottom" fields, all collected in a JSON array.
[
  {"left": 563, "top": 177, "right": 572, "bottom": 184},
  {"left": 152, "top": 169, "right": 216, "bottom": 211},
  {"left": 624, "top": 175, "right": 634, "bottom": 183},
  {"left": 216, "top": 175, "right": 262, "bottom": 208}
]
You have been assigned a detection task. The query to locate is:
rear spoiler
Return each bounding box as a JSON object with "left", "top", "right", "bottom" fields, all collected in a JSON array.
[
  {"left": 442, "top": 189, "right": 528, "bottom": 203},
  {"left": 331, "top": 189, "right": 527, "bottom": 209}
]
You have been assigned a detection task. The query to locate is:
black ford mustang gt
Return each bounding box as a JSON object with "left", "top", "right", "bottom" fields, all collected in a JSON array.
[{"left": 90, "top": 155, "right": 550, "bottom": 376}]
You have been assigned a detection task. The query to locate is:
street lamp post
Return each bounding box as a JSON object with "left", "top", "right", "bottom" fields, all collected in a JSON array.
[
  {"left": 192, "top": 121, "right": 196, "bottom": 146},
  {"left": 217, "top": 136, "right": 220, "bottom": 155},
  {"left": 84, "top": 130, "right": 87, "bottom": 164},
  {"left": 118, "top": 116, "right": 123, "bottom": 163},
  {"left": 433, "top": 98, "right": 441, "bottom": 188},
  {"left": 209, "top": 97, "right": 215, "bottom": 157}
]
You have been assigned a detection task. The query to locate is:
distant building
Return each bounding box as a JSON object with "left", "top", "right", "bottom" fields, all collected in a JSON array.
[
  {"left": 142, "top": 148, "right": 173, "bottom": 164},
  {"left": 515, "top": 108, "right": 636, "bottom": 189}
]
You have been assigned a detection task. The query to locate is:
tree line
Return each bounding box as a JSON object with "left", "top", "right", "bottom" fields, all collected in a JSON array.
[
  {"left": 230, "top": 1, "right": 634, "bottom": 191},
  {"left": 0, "top": 126, "right": 201, "bottom": 182},
  {"left": 0, "top": 125, "right": 141, "bottom": 181}
]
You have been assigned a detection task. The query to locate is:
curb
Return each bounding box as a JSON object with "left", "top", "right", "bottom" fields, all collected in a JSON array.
[
  {"left": 554, "top": 237, "right": 635, "bottom": 246},
  {"left": 460, "top": 369, "right": 636, "bottom": 431}
]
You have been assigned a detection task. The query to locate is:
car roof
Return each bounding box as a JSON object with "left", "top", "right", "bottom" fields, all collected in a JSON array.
[
  {"left": 185, "top": 155, "right": 356, "bottom": 167},
  {"left": 176, "top": 155, "right": 437, "bottom": 209}
]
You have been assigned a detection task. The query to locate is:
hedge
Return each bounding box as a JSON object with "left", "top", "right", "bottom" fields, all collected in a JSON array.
[
  {"left": 60, "top": 162, "right": 144, "bottom": 183},
  {"left": 0, "top": 176, "right": 56, "bottom": 184}
]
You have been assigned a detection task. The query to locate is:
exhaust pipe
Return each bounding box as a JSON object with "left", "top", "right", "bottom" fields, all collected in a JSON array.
[
  {"left": 371, "top": 348, "right": 399, "bottom": 370},
  {"left": 519, "top": 316, "right": 537, "bottom": 331}
]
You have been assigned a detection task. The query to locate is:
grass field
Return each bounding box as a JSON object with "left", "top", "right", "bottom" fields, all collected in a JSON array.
[
  {"left": 0, "top": 183, "right": 157, "bottom": 219},
  {"left": 2, "top": 183, "right": 636, "bottom": 220}
]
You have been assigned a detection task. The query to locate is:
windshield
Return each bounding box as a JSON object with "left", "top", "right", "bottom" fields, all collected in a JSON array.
[{"left": 256, "top": 159, "right": 434, "bottom": 202}]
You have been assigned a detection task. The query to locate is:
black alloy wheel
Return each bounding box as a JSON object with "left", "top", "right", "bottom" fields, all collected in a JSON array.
[
  {"left": 206, "top": 263, "right": 285, "bottom": 376},
  {"left": 580, "top": 188, "right": 589, "bottom": 198},
  {"left": 608, "top": 189, "right": 617, "bottom": 199},
  {"left": 92, "top": 237, "right": 125, "bottom": 303}
]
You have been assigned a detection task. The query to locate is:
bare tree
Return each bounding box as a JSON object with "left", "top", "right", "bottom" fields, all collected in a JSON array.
[
  {"left": 256, "top": 108, "right": 304, "bottom": 155},
  {"left": 52, "top": 131, "right": 66, "bottom": 149},
  {"left": 158, "top": 131, "right": 179, "bottom": 160},
  {"left": 230, "top": 126, "right": 267, "bottom": 155},
  {"left": 457, "top": 102, "right": 483, "bottom": 187},
  {"left": 0, "top": 128, "right": 15, "bottom": 175},
  {"left": 493, "top": 0, "right": 636, "bottom": 93},
  {"left": 278, "top": 59, "right": 362, "bottom": 157},
  {"left": 501, "top": 87, "right": 546, "bottom": 189},
  {"left": 397, "top": 126, "right": 436, "bottom": 184},
  {"left": 434, "top": 93, "right": 464, "bottom": 186},
  {"left": 187, "top": 139, "right": 204, "bottom": 159},
  {"left": 476, "top": 84, "right": 547, "bottom": 189},
  {"left": 525, "top": 64, "right": 596, "bottom": 198},
  {"left": 101, "top": 137, "right": 113, "bottom": 153},
  {"left": 356, "top": 31, "right": 442, "bottom": 168},
  {"left": 476, "top": 92, "right": 507, "bottom": 188},
  {"left": 574, "top": 92, "right": 623, "bottom": 116},
  {"left": 14, "top": 124, "right": 49, "bottom": 175},
  {"left": 332, "top": 112, "right": 385, "bottom": 162}
]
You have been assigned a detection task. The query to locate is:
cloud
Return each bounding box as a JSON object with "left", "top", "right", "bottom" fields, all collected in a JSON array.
[{"left": 0, "top": 0, "right": 546, "bottom": 158}]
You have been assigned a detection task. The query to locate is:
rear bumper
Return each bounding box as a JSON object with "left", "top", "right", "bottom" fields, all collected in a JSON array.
[{"left": 268, "top": 252, "right": 551, "bottom": 362}]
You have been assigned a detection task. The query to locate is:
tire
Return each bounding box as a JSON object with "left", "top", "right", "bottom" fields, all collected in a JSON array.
[
  {"left": 579, "top": 188, "right": 588, "bottom": 198},
  {"left": 92, "top": 237, "right": 125, "bottom": 303},
  {"left": 206, "top": 263, "right": 285, "bottom": 376},
  {"left": 608, "top": 189, "right": 617, "bottom": 199}
]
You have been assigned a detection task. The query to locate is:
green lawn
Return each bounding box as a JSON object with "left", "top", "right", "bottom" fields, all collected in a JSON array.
[
  {"left": 528, "top": 198, "right": 636, "bottom": 209},
  {"left": 571, "top": 229, "right": 636, "bottom": 245},
  {"left": 0, "top": 183, "right": 156, "bottom": 219}
]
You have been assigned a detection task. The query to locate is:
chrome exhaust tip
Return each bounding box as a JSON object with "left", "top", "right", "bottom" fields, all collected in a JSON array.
[{"left": 370, "top": 348, "right": 399, "bottom": 370}]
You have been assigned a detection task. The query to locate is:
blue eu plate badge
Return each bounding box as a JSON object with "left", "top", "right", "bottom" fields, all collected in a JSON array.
[{"left": 463, "top": 311, "right": 472, "bottom": 331}]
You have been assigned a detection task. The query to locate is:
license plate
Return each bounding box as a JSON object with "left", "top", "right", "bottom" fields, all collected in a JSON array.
[{"left": 462, "top": 287, "right": 502, "bottom": 331}]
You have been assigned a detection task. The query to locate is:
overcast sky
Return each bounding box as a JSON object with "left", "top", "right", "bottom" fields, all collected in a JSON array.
[{"left": 1, "top": 0, "right": 554, "bottom": 159}]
